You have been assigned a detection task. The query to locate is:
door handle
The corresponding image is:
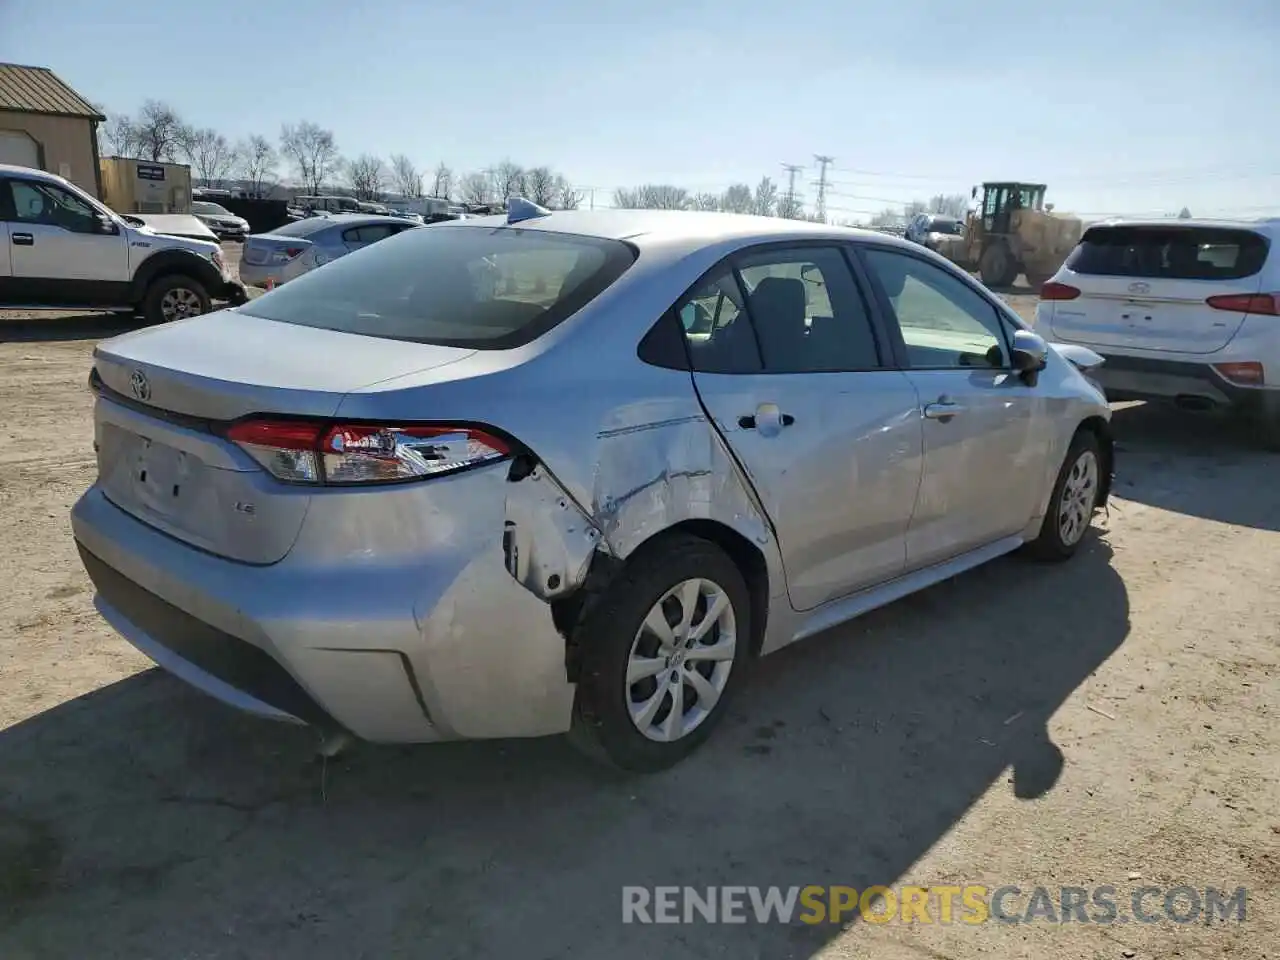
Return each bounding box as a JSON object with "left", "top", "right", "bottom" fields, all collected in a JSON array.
[
  {"left": 738, "top": 412, "right": 795, "bottom": 430},
  {"left": 922, "top": 398, "right": 967, "bottom": 421},
  {"left": 11, "top": 233, "right": 33, "bottom": 246}
]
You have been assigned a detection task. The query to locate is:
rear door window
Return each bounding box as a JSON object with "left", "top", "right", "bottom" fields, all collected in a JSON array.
[
  {"left": 237, "top": 225, "right": 636, "bottom": 349},
  {"left": 1067, "top": 226, "right": 1268, "bottom": 281},
  {"left": 342, "top": 223, "right": 397, "bottom": 245}
]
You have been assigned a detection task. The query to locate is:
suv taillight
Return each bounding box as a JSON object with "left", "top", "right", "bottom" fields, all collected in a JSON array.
[
  {"left": 1040, "top": 281, "right": 1081, "bottom": 300},
  {"left": 225, "top": 419, "right": 510, "bottom": 484},
  {"left": 1205, "top": 293, "right": 1280, "bottom": 316}
]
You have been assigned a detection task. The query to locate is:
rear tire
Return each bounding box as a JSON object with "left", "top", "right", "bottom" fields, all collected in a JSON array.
[
  {"left": 1025, "top": 430, "right": 1102, "bottom": 561},
  {"left": 568, "top": 534, "right": 751, "bottom": 773},
  {"left": 143, "top": 274, "right": 211, "bottom": 325},
  {"left": 979, "top": 243, "right": 1017, "bottom": 288}
]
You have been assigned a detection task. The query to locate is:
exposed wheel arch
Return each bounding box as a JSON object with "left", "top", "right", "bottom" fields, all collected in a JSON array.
[{"left": 556, "top": 519, "right": 772, "bottom": 683}]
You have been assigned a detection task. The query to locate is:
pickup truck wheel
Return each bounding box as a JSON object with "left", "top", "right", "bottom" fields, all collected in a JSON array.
[{"left": 144, "top": 275, "right": 211, "bottom": 325}]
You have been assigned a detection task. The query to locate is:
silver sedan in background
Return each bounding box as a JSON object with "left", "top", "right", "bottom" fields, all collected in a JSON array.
[
  {"left": 238, "top": 213, "right": 420, "bottom": 288},
  {"left": 72, "top": 203, "right": 1113, "bottom": 773}
]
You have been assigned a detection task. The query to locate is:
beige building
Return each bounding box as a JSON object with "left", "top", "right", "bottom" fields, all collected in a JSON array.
[{"left": 0, "top": 62, "right": 104, "bottom": 198}]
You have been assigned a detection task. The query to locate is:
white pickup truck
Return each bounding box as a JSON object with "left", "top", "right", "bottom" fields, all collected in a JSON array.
[{"left": 0, "top": 163, "right": 247, "bottom": 324}]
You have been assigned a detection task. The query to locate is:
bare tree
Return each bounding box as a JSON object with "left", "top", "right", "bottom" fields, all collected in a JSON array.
[
  {"left": 776, "top": 191, "right": 805, "bottom": 219},
  {"left": 390, "top": 154, "right": 423, "bottom": 198},
  {"left": 614, "top": 185, "right": 690, "bottom": 210},
  {"left": 134, "top": 100, "right": 185, "bottom": 162},
  {"left": 692, "top": 192, "right": 721, "bottom": 211},
  {"left": 432, "top": 163, "right": 453, "bottom": 199},
  {"left": 928, "top": 194, "right": 968, "bottom": 218},
  {"left": 347, "top": 154, "right": 386, "bottom": 200},
  {"left": 492, "top": 160, "right": 526, "bottom": 200},
  {"left": 524, "top": 166, "right": 558, "bottom": 206},
  {"left": 280, "top": 121, "right": 341, "bottom": 195},
  {"left": 101, "top": 112, "right": 142, "bottom": 158},
  {"left": 553, "top": 175, "right": 582, "bottom": 210},
  {"left": 720, "top": 183, "right": 753, "bottom": 214},
  {"left": 753, "top": 176, "right": 778, "bottom": 217},
  {"left": 236, "top": 135, "right": 279, "bottom": 198},
  {"left": 1178, "top": 206, "right": 1192, "bottom": 219},
  {"left": 459, "top": 171, "right": 492, "bottom": 205},
  {"left": 179, "top": 128, "right": 237, "bottom": 187}
]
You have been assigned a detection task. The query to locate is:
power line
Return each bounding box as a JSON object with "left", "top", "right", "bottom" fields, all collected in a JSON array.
[
  {"left": 812, "top": 155, "right": 834, "bottom": 223},
  {"left": 782, "top": 163, "right": 803, "bottom": 216}
]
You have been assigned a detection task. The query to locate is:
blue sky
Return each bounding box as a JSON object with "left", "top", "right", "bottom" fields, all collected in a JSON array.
[{"left": 3, "top": 0, "right": 1277, "bottom": 220}]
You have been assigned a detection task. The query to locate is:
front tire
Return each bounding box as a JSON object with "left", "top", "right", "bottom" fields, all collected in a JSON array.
[
  {"left": 1026, "top": 430, "right": 1102, "bottom": 561},
  {"left": 143, "top": 275, "right": 210, "bottom": 325},
  {"left": 568, "top": 535, "right": 751, "bottom": 773},
  {"left": 979, "top": 243, "right": 1017, "bottom": 287}
]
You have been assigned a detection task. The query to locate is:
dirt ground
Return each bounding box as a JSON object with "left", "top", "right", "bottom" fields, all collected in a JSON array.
[{"left": 0, "top": 258, "right": 1277, "bottom": 959}]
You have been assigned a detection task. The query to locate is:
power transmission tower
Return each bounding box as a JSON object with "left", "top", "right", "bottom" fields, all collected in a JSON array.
[
  {"left": 812, "top": 155, "right": 834, "bottom": 223},
  {"left": 781, "top": 163, "right": 803, "bottom": 219}
]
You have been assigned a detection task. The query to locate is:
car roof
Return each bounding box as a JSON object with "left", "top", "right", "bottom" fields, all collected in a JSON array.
[
  {"left": 0, "top": 162, "right": 68, "bottom": 185},
  {"left": 448, "top": 208, "right": 916, "bottom": 254},
  {"left": 1086, "top": 217, "right": 1280, "bottom": 235}
]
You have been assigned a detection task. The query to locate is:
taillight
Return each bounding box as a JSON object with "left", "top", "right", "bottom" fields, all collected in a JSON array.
[
  {"left": 1212, "top": 361, "right": 1265, "bottom": 386},
  {"left": 268, "top": 246, "right": 306, "bottom": 265},
  {"left": 1205, "top": 293, "right": 1280, "bottom": 316},
  {"left": 1040, "top": 281, "right": 1081, "bottom": 300},
  {"left": 225, "top": 419, "right": 510, "bottom": 484}
]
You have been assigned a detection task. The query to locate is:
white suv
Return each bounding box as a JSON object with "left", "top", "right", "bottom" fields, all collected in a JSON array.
[
  {"left": 1034, "top": 218, "right": 1280, "bottom": 446},
  {"left": 0, "top": 164, "right": 247, "bottom": 324}
]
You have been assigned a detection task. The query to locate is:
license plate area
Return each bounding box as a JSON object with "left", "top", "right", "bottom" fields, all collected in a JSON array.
[{"left": 129, "top": 433, "right": 194, "bottom": 519}]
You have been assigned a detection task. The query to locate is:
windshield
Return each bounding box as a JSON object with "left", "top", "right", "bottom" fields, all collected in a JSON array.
[
  {"left": 192, "top": 202, "right": 232, "bottom": 216},
  {"left": 238, "top": 225, "right": 637, "bottom": 348}
]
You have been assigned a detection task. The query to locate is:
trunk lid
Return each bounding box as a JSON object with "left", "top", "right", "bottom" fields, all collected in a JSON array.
[
  {"left": 1047, "top": 224, "right": 1267, "bottom": 354},
  {"left": 92, "top": 310, "right": 477, "bottom": 563},
  {"left": 242, "top": 234, "right": 315, "bottom": 267}
]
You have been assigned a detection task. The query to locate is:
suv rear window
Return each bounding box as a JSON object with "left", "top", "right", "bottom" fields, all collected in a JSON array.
[
  {"left": 1067, "top": 226, "right": 1269, "bottom": 281},
  {"left": 929, "top": 217, "right": 962, "bottom": 235},
  {"left": 238, "top": 225, "right": 637, "bottom": 348}
]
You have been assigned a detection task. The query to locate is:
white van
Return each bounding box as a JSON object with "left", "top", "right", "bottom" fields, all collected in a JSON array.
[{"left": 1033, "top": 219, "right": 1280, "bottom": 447}]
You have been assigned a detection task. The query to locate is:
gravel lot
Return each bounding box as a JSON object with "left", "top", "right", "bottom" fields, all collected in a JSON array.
[{"left": 0, "top": 252, "right": 1276, "bottom": 959}]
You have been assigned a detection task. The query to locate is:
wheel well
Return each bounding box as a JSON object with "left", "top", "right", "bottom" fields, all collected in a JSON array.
[
  {"left": 670, "top": 520, "right": 770, "bottom": 658},
  {"left": 552, "top": 519, "right": 772, "bottom": 681},
  {"left": 1076, "top": 415, "right": 1114, "bottom": 505}
]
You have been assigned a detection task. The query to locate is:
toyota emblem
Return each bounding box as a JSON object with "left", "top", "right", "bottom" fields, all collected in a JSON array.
[
  {"left": 129, "top": 369, "right": 151, "bottom": 402},
  {"left": 1127, "top": 281, "right": 1151, "bottom": 295}
]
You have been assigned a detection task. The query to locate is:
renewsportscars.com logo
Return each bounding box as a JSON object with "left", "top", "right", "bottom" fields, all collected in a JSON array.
[{"left": 622, "top": 885, "right": 1249, "bottom": 926}]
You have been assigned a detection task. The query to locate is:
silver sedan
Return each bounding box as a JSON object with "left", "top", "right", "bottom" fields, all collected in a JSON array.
[
  {"left": 238, "top": 213, "right": 420, "bottom": 288},
  {"left": 72, "top": 202, "right": 1114, "bottom": 772}
]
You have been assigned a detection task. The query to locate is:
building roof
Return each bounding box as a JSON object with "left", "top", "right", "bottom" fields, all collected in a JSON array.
[{"left": 0, "top": 63, "right": 104, "bottom": 120}]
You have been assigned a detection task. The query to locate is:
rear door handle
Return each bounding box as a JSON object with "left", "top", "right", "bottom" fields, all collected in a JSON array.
[
  {"left": 922, "top": 399, "right": 966, "bottom": 421},
  {"left": 11, "top": 233, "right": 33, "bottom": 246},
  {"left": 738, "top": 412, "right": 795, "bottom": 429}
]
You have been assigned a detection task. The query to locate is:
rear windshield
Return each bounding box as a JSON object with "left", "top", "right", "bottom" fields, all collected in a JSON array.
[
  {"left": 268, "top": 217, "right": 336, "bottom": 238},
  {"left": 1067, "top": 226, "right": 1269, "bottom": 281},
  {"left": 929, "top": 218, "right": 962, "bottom": 235},
  {"left": 238, "top": 225, "right": 637, "bottom": 348}
]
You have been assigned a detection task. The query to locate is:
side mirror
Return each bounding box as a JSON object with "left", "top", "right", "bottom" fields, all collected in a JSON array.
[
  {"left": 1011, "top": 329, "right": 1048, "bottom": 375},
  {"left": 971, "top": 186, "right": 977, "bottom": 199}
]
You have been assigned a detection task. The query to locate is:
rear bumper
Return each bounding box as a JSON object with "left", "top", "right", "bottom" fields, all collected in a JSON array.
[
  {"left": 1092, "top": 353, "right": 1279, "bottom": 414},
  {"left": 70, "top": 472, "right": 576, "bottom": 743}
]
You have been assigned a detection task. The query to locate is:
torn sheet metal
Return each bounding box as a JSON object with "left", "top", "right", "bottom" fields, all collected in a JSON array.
[
  {"left": 590, "top": 413, "right": 774, "bottom": 561},
  {"left": 503, "top": 464, "right": 608, "bottom": 601}
]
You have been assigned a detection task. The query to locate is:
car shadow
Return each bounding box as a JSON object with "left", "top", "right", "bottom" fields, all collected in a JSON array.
[
  {"left": 1109, "top": 401, "right": 1280, "bottom": 532},
  {"left": 0, "top": 312, "right": 140, "bottom": 344},
  {"left": 0, "top": 536, "right": 1128, "bottom": 958}
]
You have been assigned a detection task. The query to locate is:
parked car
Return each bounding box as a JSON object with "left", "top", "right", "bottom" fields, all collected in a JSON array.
[
  {"left": 906, "top": 213, "right": 965, "bottom": 250},
  {"left": 191, "top": 200, "right": 250, "bottom": 240},
  {"left": 1033, "top": 218, "right": 1280, "bottom": 447},
  {"left": 72, "top": 204, "right": 1113, "bottom": 773},
  {"left": 0, "top": 163, "right": 246, "bottom": 322},
  {"left": 238, "top": 213, "right": 419, "bottom": 288}
]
